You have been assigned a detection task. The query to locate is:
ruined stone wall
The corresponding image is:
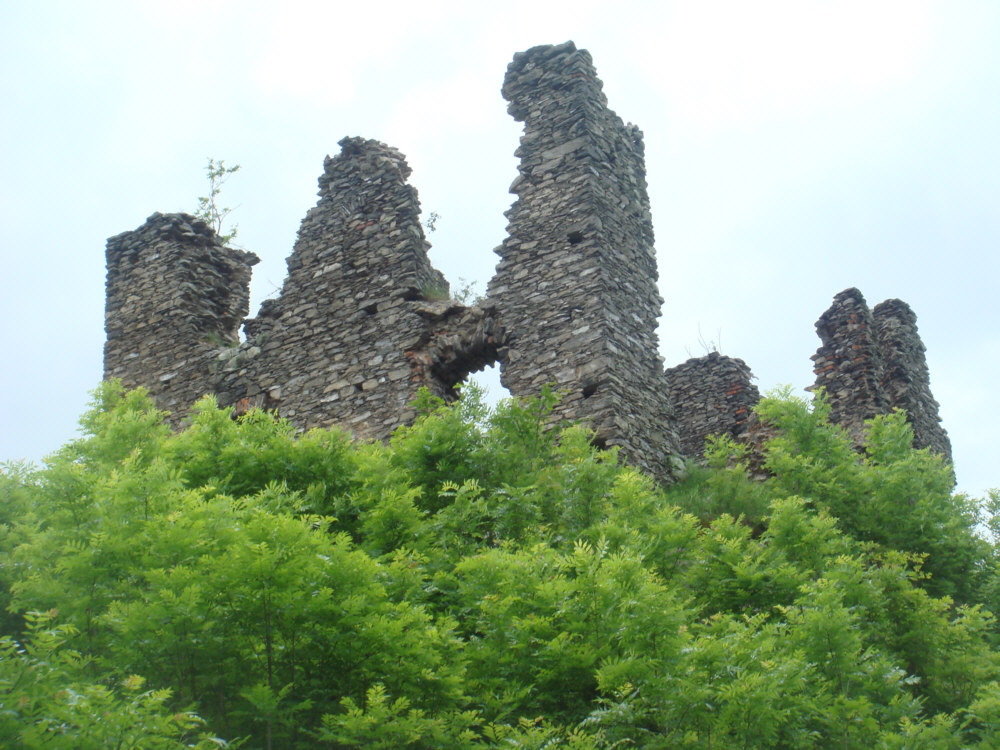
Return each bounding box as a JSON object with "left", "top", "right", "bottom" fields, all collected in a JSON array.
[
  {"left": 811, "top": 288, "right": 889, "bottom": 447},
  {"left": 215, "top": 137, "right": 500, "bottom": 439},
  {"left": 811, "top": 288, "right": 951, "bottom": 461},
  {"left": 873, "top": 299, "right": 952, "bottom": 457},
  {"left": 103, "top": 212, "right": 258, "bottom": 424},
  {"left": 487, "top": 42, "right": 683, "bottom": 481},
  {"left": 103, "top": 44, "right": 684, "bottom": 481},
  {"left": 665, "top": 353, "right": 760, "bottom": 459},
  {"left": 103, "top": 44, "right": 954, "bottom": 486}
]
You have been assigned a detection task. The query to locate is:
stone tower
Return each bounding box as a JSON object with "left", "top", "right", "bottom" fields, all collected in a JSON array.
[
  {"left": 811, "top": 288, "right": 951, "bottom": 461},
  {"left": 873, "top": 299, "right": 952, "bottom": 457},
  {"left": 811, "top": 288, "right": 889, "bottom": 446},
  {"left": 665, "top": 353, "right": 760, "bottom": 459},
  {"left": 488, "top": 42, "right": 683, "bottom": 480},
  {"left": 103, "top": 212, "right": 258, "bottom": 422}
]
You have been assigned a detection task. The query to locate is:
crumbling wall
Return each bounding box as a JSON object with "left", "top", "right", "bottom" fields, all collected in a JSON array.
[
  {"left": 487, "top": 41, "right": 683, "bottom": 481},
  {"left": 102, "top": 44, "right": 684, "bottom": 480},
  {"left": 103, "top": 212, "right": 258, "bottom": 424},
  {"left": 215, "top": 137, "right": 500, "bottom": 439},
  {"left": 665, "top": 353, "right": 760, "bottom": 459},
  {"left": 873, "top": 299, "right": 952, "bottom": 458},
  {"left": 811, "top": 288, "right": 951, "bottom": 461},
  {"left": 103, "top": 45, "right": 954, "bottom": 485},
  {"left": 810, "top": 287, "right": 888, "bottom": 446}
]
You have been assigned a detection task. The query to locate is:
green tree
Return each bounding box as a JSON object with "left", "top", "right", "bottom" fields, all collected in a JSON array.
[
  {"left": 195, "top": 158, "right": 241, "bottom": 243},
  {"left": 0, "top": 611, "right": 227, "bottom": 748},
  {"left": 758, "top": 388, "right": 990, "bottom": 604},
  {"left": 3, "top": 380, "right": 1000, "bottom": 747}
]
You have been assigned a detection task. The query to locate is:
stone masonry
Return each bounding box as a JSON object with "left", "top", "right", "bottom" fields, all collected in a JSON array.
[
  {"left": 103, "top": 44, "right": 953, "bottom": 486},
  {"left": 214, "top": 137, "right": 501, "bottom": 439},
  {"left": 488, "top": 42, "right": 683, "bottom": 480},
  {"left": 873, "top": 299, "right": 951, "bottom": 457},
  {"left": 103, "top": 213, "right": 258, "bottom": 423},
  {"left": 811, "top": 288, "right": 951, "bottom": 461},
  {"left": 811, "top": 288, "right": 889, "bottom": 447},
  {"left": 665, "top": 353, "right": 760, "bottom": 459}
]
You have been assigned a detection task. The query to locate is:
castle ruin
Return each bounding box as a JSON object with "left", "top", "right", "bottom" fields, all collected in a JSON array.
[
  {"left": 103, "top": 42, "right": 951, "bottom": 483},
  {"left": 811, "top": 288, "right": 951, "bottom": 457}
]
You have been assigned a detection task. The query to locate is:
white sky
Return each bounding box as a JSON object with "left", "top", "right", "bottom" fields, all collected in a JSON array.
[{"left": 1, "top": 1, "right": 997, "bottom": 497}]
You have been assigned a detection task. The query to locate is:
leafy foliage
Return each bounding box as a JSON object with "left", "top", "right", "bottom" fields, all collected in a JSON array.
[
  {"left": 195, "top": 158, "right": 241, "bottom": 244},
  {"left": 0, "top": 611, "right": 227, "bottom": 748},
  {"left": 1, "top": 380, "right": 999, "bottom": 747}
]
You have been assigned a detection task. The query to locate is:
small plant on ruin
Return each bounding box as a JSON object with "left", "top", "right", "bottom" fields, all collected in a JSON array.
[
  {"left": 420, "top": 280, "right": 451, "bottom": 302},
  {"left": 452, "top": 278, "right": 483, "bottom": 306},
  {"left": 195, "top": 158, "right": 241, "bottom": 244},
  {"left": 685, "top": 324, "right": 724, "bottom": 358},
  {"left": 201, "top": 331, "right": 238, "bottom": 349},
  {"left": 418, "top": 278, "right": 484, "bottom": 305}
]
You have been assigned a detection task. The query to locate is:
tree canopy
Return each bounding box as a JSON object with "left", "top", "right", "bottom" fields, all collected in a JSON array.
[{"left": 2, "top": 381, "right": 999, "bottom": 748}]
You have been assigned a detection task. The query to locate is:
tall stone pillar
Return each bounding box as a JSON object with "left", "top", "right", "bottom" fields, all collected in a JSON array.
[
  {"left": 811, "top": 288, "right": 888, "bottom": 447},
  {"left": 811, "top": 288, "right": 951, "bottom": 463},
  {"left": 873, "top": 299, "right": 952, "bottom": 460},
  {"left": 488, "top": 42, "right": 682, "bottom": 481}
]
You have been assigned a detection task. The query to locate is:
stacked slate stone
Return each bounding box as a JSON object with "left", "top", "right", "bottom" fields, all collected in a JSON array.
[
  {"left": 811, "top": 288, "right": 890, "bottom": 447},
  {"left": 665, "top": 353, "right": 760, "bottom": 459},
  {"left": 103, "top": 212, "right": 258, "bottom": 425},
  {"left": 811, "top": 288, "right": 951, "bottom": 463},
  {"left": 487, "top": 42, "right": 683, "bottom": 482},
  {"left": 102, "top": 45, "right": 956, "bottom": 486},
  {"left": 873, "top": 299, "right": 952, "bottom": 459},
  {"left": 215, "top": 137, "right": 498, "bottom": 440}
]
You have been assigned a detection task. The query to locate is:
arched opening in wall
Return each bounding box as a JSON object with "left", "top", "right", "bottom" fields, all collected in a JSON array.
[{"left": 463, "top": 362, "right": 510, "bottom": 411}]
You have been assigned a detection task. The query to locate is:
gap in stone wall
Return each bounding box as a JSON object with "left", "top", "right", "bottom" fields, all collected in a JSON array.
[{"left": 464, "top": 362, "right": 510, "bottom": 410}]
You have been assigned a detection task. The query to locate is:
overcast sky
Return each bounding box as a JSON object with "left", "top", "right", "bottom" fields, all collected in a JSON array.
[{"left": 2, "top": 1, "right": 997, "bottom": 497}]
